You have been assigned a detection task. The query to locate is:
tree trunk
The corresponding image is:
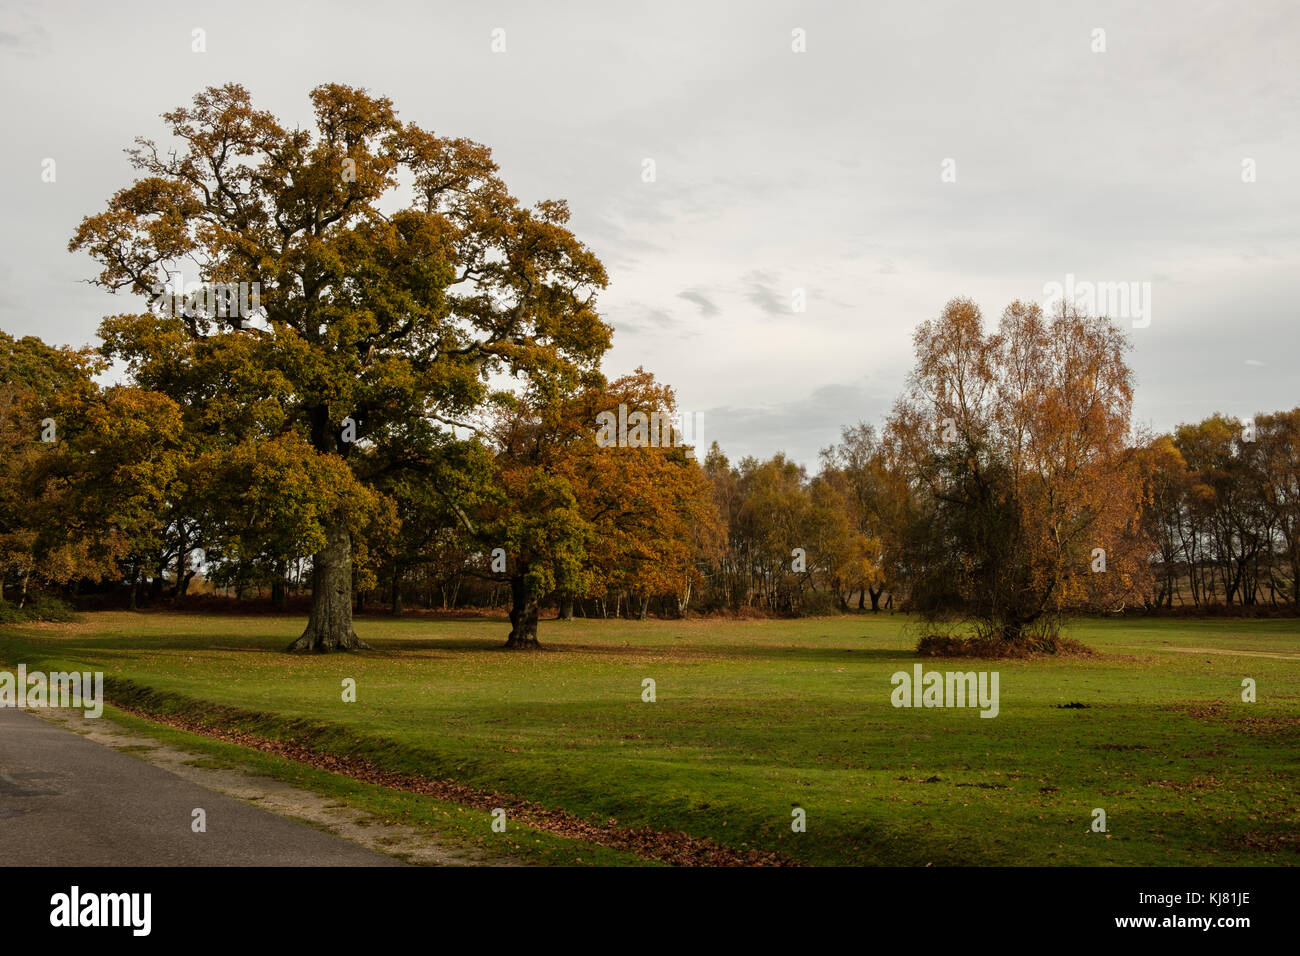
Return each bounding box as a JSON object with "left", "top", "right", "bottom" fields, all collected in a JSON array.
[
  {"left": 288, "top": 520, "right": 369, "bottom": 652},
  {"left": 505, "top": 575, "right": 540, "bottom": 648},
  {"left": 391, "top": 568, "right": 404, "bottom": 617},
  {"left": 558, "top": 594, "right": 574, "bottom": 621},
  {"left": 869, "top": 586, "right": 883, "bottom": 612},
  {"left": 172, "top": 533, "right": 189, "bottom": 601},
  {"left": 271, "top": 560, "right": 288, "bottom": 611}
]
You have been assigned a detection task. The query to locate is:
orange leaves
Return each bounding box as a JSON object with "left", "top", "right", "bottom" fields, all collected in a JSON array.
[
  {"left": 886, "top": 297, "right": 1149, "bottom": 634},
  {"left": 484, "top": 370, "right": 720, "bottom": 608}
]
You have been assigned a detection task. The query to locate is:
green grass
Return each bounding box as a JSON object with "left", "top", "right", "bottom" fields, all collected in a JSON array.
[
  {"left": 3, "top": 611, "right": 1297, "bottom": 866},
  {"left": 96, "top": 705, "right": 650, "bottom": 867}
]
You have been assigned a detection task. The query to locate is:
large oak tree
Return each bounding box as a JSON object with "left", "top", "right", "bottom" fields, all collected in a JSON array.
[{"left": 70, "top": 84, "right": 610, "bottom": 651}]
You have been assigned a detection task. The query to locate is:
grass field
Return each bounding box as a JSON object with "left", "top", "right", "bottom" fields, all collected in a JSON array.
[{"left": 3, "top": 611, "right": 1297, "bottom": 866}]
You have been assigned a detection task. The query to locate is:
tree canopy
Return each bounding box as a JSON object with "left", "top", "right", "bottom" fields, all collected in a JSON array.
[{"left": 69, "top": 83, "right": 611, "bottom": 650}]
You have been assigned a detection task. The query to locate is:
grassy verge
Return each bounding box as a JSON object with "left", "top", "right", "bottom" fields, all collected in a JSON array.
[{"left": 95, "top": 704, "right": 652, "bottom": 866}]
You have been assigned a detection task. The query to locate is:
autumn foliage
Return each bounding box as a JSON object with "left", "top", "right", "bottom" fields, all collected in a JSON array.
[{"left": 4, "top": 84, "right": 1298, "bottom": 652}]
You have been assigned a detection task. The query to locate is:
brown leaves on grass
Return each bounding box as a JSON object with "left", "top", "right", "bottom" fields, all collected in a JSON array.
[
  {"left": 1167, "top": 700, "right": 1300, "bottom": 736},
  {"left": 116, "top": 703, "right": 797, "bottom": 867},
  {"left": 1241, "top": 830, "right": 1300, "bottom": 853}
]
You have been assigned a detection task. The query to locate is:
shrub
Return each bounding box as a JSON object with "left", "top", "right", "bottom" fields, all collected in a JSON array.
[{"left": 0, "top": 593, "right": 78, "bottom": 624}]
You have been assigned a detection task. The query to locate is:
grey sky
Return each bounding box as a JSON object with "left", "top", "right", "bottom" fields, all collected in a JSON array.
[{"left": 2, "top": 0, "right": 1296, "bottom": 465}]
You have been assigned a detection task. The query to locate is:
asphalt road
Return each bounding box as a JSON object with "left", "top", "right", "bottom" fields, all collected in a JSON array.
[{"left": 0, "top": 707, "right": 401, "bottom": 866}]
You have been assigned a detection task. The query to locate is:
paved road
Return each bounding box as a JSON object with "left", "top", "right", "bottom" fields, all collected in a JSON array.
[{"left": 0, "top": 707, "right": 401, "bottom": 866}]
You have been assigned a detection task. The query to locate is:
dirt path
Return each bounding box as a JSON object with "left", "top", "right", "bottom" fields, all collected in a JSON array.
[{"left": 1117, "top": 644, "right": 1300, "bottom": 661}]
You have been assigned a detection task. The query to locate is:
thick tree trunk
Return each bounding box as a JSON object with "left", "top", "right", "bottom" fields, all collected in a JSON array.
[
  {"left": 505, "top": 575, "right": 540, "bottom": 648},
  {"left": 869, "top": 586, "right": 883, "bottom": 612},
  {"left": 558, "top": 594, "right": 574, "bottom": 621},
  {"left": 288, "top": 521, "right": 369, "bottom": 652}
]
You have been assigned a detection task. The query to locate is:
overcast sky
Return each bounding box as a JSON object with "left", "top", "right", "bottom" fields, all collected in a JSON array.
[{"left": 2, "top": 0, "right": 1297, "bottom": 466}]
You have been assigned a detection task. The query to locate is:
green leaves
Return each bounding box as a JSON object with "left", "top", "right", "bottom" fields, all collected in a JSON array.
[{"left": 66, "top": 83, "right": 614, "bottom": 626}]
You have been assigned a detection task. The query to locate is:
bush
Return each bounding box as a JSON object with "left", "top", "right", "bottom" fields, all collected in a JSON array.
[
  {"left": 795, "top": 589, "right": 846, "bottom": 617},
  {"left": 0, "top": 593, "right": 78, "bottom": 624},
  {"left": 916, "top": 629, "right": 1093, "bottom": 659}
]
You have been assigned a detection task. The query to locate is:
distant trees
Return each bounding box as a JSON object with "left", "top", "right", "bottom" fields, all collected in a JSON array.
[
  {"left": 365, "top": 425, "right": 492, "bottom": 617},
  {"left": 1142, "top": 409, "right": 1300, "bottom": 607},
  {"left": 819, "top": 423, "right": 893, "bottom": 610},
  {"left": 701, "top": 447, "right": 880, "bottom": 614}
]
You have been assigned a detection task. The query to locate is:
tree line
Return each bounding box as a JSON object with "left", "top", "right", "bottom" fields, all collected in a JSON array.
[
  {"left": 5, "top": 304, "right": 1296, "bottom": 647},
  {"left": 2, "top": 84, "right": 1295, "bottom": 651}
]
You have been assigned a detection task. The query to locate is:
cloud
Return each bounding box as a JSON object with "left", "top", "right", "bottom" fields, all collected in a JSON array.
[
  {"left": 676, "top": 289, "right": 720, "bottom": 316},
  {"left": 702, "top": 380, "right": 892, "bottom": 467},
  {"left": 0, "top": 13, "right": 49, "bottom": 55},
  {"left": 606, "top": 302, "right": 700, "bottom": 339},
  {"left": 4, "top": 0, "right": 1298, "bottom": 460},
  {"left": 743, "top": 271, "right": 788, "bottom": 316}
]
